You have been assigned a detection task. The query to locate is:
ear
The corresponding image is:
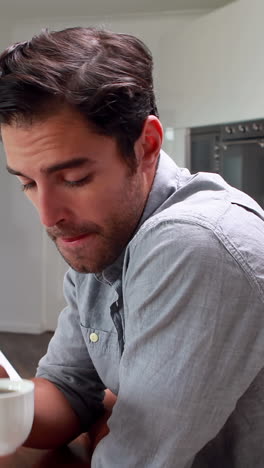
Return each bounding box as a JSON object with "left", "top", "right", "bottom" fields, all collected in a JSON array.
[{"left": 134, "top": 116, "right": 163, "bottom": 173}]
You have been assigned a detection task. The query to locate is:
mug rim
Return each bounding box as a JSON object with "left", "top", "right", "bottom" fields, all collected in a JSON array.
[{"left": 0, "top": 378, "right": 34, "bottom": 398}]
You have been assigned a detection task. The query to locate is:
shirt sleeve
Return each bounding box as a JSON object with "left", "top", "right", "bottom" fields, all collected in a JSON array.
[
  {"left": 36, "top": 268, "right": 105, "bottom": 430},
  {"left": 92, "top": 219, "right": 264, "bottom": 467}
]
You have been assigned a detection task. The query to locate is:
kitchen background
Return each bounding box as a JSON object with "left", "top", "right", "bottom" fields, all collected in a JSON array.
[{"left": 0, "top": 0, "right": 261, "bottom": 334}]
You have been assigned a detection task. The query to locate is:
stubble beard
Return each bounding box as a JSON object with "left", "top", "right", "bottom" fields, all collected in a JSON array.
[{"left": 46, "top": 172, "right": 146, "bottom": 274}]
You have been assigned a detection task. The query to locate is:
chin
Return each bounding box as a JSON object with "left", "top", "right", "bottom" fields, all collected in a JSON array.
[
  {"left": 63, "top": 258, "right": 98, "bottom": 274},
  {"left": 56, "top": 240, "right": 124, "bottom": 274},
  {"left": 61, "top": 254, "right": 113, "bottom": 274}
]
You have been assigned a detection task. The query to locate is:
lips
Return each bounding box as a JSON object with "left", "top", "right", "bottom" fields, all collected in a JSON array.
[{"left": 60, "top": 233, "right": 91, "bottom": 243}]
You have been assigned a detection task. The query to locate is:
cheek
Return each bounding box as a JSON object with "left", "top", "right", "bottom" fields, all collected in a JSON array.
[
  {"left": 64, "top": 187, "right": 114, "bottom": 223},
  {"left": 77, "top": 184, "right": 130, "bottom": 227}
]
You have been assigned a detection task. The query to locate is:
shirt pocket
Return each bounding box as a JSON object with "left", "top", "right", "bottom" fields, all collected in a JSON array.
[{"left": 80, "top": 324, "right": 120, "bottom": 394}]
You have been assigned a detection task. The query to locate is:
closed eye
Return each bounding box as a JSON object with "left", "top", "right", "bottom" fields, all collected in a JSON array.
[
  {"left": 21, "top": 174, "right": 93, "bottom": 192},
  {"left": 63, "top": 175, "right": 93, "bottom": 188},
  {"left": 21, "top": 181, "right": 36, "bottom": 192}
]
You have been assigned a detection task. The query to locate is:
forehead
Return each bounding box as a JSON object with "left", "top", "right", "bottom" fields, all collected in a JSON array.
[
  {"left": 1, "top": 109, "right": 126, "bottom": 178},
  {"left": 1, "top": 108, "right": 89, "bottom": 152},
  {"left": 1, "top": 108, "right": 113, "bottom": 168}
]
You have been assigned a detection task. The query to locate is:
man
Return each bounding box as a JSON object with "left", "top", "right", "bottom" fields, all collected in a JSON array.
[{"left": 0, "top": 27, "right": 264, "bottom": 468}]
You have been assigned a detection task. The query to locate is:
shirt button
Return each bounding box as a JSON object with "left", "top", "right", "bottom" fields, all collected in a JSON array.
[{"left": 90, "top": 332, "right": 99, "bottom": 343}]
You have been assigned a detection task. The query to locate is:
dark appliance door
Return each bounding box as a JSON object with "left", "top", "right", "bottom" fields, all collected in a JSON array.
[
  {"left": 219, "top": 140, "right": 264, "bottom": 208},
  {"left": 191, "top": 132, "right": 219, "bottom": 173}
]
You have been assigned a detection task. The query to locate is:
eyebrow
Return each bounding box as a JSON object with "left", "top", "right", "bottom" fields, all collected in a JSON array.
[{"left": 6, "top": 157, "right": 94, "bottom": 177}]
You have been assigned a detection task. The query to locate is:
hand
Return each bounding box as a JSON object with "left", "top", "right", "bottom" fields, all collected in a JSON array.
[
  {"left": 0, "top": 366, "right": 9, "bottom": 378},
  {"left": 88, "top": 389, "right": 117, "bottom": 451},
  {"left": 88, "top": 410, "right": 111, "bottom": 452}
]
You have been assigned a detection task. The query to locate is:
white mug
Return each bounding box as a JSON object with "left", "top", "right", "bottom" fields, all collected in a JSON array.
[{"left": 0, "top": 378, "right": 34, "bottom": 456}]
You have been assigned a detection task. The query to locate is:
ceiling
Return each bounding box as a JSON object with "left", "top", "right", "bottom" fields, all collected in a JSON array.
[{"left": 1, "top": 0, "right": 236, "bottom": 19}]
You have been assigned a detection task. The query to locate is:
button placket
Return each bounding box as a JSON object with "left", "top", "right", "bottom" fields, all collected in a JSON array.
[{"left": 110, "top": 299, "right": 124, "bottom": 355}]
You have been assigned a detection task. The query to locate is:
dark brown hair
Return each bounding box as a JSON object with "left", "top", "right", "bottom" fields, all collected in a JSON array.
[{"left": 0, "top": 27, "right": 158, "bottom": 166}]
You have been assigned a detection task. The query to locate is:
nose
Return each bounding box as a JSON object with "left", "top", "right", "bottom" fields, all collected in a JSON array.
[{"left": 36, "top": 188, "right": 67, "bottom": 228}]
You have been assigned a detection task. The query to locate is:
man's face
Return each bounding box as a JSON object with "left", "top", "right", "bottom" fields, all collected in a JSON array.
[{"left": 1, "top": 108, "right": 149, "bottom": 273}]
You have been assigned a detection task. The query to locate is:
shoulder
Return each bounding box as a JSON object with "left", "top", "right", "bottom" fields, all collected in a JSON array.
[
  {"left": 126, "top": 196, "right": 264, "bottom": 299},
  {"left": 126, "top": 210, "right": 225, "bottom": 284},
  {"left": 130, "top": 185, "right": 264, "bottom": 252},
  {"left": 128, "top": 195, "right": 228, "bottom": 256}
]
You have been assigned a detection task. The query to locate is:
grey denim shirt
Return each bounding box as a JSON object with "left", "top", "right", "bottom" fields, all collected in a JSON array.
[{"left": 37, "top": 151, "right": 264, "bottom": 467}]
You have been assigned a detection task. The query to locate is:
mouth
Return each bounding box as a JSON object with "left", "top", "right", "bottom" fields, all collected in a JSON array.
[
  {"left": 58, "top": 232, "right": 96, "bottom": 246},
  {"left": 60, "top": 233, "right": 90, "bottom": 243}
]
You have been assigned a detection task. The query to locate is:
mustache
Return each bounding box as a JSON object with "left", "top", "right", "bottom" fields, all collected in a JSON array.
[{"left": 46, "top": 222, "right": 101, "bottom": 241}]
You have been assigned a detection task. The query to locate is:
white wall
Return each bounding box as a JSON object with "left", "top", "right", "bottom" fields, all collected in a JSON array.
[
  {"left": 0, "top": 143, "right": 45, "bottom": 332},
  {"left": 0, "top": 21, "right": 46, "bottom": 333},
  {"left": 163, "top": 0, "right": 264, "bottom": 128}
]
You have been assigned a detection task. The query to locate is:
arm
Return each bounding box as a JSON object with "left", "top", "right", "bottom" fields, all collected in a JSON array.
[
  {"left": 24, "top": 380, "right": 116, "bottom": 449},
  {"left": 92, "top": 220, "right": 264, "bottom": 467},
  {"left": 24, "top": 377, "right": 82, "bottom": 448},
  {"left": 88, "top": 389, "right": 117, "bottom": 451},
  {"left": 27, "top": 269, "right": 106, "bottom": 449}
]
